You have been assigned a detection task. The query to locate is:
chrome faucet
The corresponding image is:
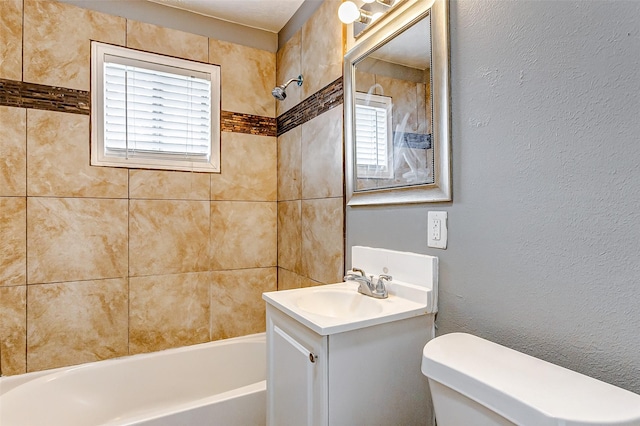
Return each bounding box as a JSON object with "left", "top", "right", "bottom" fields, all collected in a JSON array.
[{"left": 344, "top": 268, "right": 391, "bottom": 299}]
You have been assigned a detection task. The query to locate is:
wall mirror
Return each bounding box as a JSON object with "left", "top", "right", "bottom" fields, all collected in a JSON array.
[{"left": 344, "top": 0, "right": 450, "bottom": 205}]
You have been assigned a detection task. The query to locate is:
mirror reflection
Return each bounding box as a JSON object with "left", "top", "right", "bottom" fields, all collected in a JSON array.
[
  {"left": 353, "top": 15, "right": 432, "bottom": 191},
  {"left": 344, "top": 0, "right": 450, "bottom": 205}
]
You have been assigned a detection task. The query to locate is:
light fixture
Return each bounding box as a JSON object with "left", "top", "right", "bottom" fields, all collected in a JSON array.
[
  {"left": 338, "top": 1, "right": 371, "bottom": 24},
  {"left": 338, "top": 0, "right": 395, "bottom": 26}
]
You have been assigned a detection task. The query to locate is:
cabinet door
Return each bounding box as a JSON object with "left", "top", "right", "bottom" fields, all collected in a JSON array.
[{"left": 267, "top": 308, "right": 327, "bottom": 426}]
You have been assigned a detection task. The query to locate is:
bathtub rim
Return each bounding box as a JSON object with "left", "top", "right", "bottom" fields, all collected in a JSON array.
[
  {"left": 0, "top": 332, "right": 266, "bottom": 397},
  {"left": 103, "top": 379, "right": 267, "bottom": 426}
]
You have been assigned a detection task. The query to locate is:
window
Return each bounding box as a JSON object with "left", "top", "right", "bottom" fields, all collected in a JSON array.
[
  {"left": 91, "top": 42, "right": 221, "bottom": 172},
  {"left": 355, "top": 92, "right": 393, "bottom": 179}
]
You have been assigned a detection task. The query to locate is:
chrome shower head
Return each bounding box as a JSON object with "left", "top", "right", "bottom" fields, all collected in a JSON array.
[
  {"left": 272, "top": 74, "right": 303, "bottom": 101},
  {"left": 272, "top": 86, "right": 287, "bottom": 100}
]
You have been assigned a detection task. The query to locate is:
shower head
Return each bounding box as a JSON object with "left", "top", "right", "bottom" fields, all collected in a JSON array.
[
  {"left": 272, "top": 86, "right": 287, "bottom": 101},
  {"left": 272, "top": 74, "right": 303, "bottom": 101}
]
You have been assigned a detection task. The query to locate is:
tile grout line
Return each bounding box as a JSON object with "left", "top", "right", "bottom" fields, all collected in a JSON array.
[{"left": 21, "top": 0, "right": 27, "bottom": 374}]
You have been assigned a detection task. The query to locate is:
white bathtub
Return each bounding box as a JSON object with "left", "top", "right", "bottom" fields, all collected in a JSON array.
[{"left": 0, "top": 333, "right": 266, "bottom": 426}]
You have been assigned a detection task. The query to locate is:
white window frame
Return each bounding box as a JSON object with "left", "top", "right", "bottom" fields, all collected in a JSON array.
[
  {"left": 91, "top": 41, "right": 221, "bottom": 173},
  {"left": 355, "top": 92, "right": 393, "bottom": 179}
]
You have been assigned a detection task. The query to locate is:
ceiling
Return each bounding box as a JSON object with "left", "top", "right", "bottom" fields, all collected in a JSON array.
[
  {"left": 370, "top": 15, "right": 431, "bottom": 70},
  {"left": 147, "top": 0, "right": 307, "bottom": 33}
]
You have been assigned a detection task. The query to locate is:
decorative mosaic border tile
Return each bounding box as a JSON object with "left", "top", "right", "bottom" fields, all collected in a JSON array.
[
  {"left": 220, "top": 110, "right": 276, "bottom": 137},
  {"left": 0, "top": 77, "right": 343, "bottom": 137},
  {"left": 0, "top": 78, "right": 277, "bottom": 137},
  {"left": 277, "top": 77, "right": 343, "bottom": 137},
  {"left": 0, "top": 78, "right": 91, "bottom": 115}
]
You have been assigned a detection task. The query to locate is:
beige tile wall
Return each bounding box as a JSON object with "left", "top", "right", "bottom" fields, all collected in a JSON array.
[
  {"left": 301, "top": 0, "right": 344, "bottom": 100},
  {"left": 0, "top": 0, "right": 277, "bottom": 375},
  {"left": 209, "top": 39, "right": 276, "bottom": 118},
  {"left": 23, "top": 0, "right": 126, "bottom": 91},
  {"left": 0, "top": 285, "right": 26, "bottom": 374},
  {"left": 0, "top": 0, "right": 23, "bottom": 80},
  {"left": 26, "top": 279, "right": 129, "bottom": 372},
  {"left": 276, "top": 1, "right": 345, "bottom": 291},
  {"left": 0, "top": 107, "right": 26, "bottom": 197}
]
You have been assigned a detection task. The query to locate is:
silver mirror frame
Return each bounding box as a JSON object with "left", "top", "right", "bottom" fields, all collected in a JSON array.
[{"left": 344, "top": 0, "right": 450, "bottom": 206}]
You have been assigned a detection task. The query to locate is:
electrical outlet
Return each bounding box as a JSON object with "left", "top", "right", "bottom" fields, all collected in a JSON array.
[{"left": 428, "top": 211, "right": 448, "bottom": 249}]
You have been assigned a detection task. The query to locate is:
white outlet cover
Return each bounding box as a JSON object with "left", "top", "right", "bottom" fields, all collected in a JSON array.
[{"left": 428, "top": 211, "right": 448, "bottom": 249}]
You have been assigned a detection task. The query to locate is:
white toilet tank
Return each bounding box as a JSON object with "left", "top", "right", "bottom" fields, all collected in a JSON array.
[{"left": 421, "top": 333, "right": 640, "bottom": 426}]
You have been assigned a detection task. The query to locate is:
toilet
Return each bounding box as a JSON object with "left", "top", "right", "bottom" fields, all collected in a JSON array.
[{"left": 421, "top": 333, "right": 640, "bottom": 426}]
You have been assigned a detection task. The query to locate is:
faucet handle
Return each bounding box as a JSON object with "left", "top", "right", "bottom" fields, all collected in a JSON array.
[
  {"left": 350, "top": 267, "right": 366, "bottom": 277},
  {"left": 344, "top": 269, "right": 364, "bottom": 281},
  {"left": 375, "top": 274, "right": 392, "bottom": 295}
]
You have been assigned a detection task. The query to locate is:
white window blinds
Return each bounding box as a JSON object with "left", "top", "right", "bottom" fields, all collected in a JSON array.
[
  {"left": 355, "top": 104, "right": 388, "bottom": 166},
  {"left": 355, "top": 92, "right": 393, "bottom": 179},
  {"left": 103, "top": 60, "right": 211, "bottom": 160},
  {"left": 91, "top": 42, "right": 221, "bottom": 173}
]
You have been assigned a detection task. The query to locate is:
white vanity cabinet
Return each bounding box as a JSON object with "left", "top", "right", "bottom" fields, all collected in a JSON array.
[
  {"left": 267, "top": 305, "right": 328, "bottom": 425},
  {"left": 266, "top": 303, "right": 434, "bottom": 426}
]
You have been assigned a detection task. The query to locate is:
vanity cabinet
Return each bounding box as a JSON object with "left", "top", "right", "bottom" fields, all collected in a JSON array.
[{"left": 266, "top": 304, "right": 433, "bottom": 426}]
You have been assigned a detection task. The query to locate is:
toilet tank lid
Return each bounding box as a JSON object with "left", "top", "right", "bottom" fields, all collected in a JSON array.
[{"left": 421, "top": 333, "right": 640, "bottom": 426}]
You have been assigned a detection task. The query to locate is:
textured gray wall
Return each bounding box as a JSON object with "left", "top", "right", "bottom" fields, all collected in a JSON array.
[{"left": 346, "top": 0, "right": 640, "bottom": 394}]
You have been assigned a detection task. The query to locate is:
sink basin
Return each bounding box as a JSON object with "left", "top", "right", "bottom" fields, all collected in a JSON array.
[
  {"left": 263, "top": 281, "right": 433, "bottom": 335},
  {"left": 294, "top": 289, "right": 384, "bottom": 319}
]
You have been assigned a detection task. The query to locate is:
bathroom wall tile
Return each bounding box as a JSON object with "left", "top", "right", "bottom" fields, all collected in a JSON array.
[
  {"left": 278, "top": 268, "right": 321, "bottom": 290},
  {"left": 301, "top": 275, "right": 325, "bottom": 288},
  {"left": 278, "top": 201, "right": 302, "bottom": 274},
  {"left": 210, "top": 267, "right": 276, "bottom": 340},
  {"left": 302, "top": 198, "right": 344, "bottom": 284},
  {"left": 23, "top": 0, "right": 125, "bottom": 91},
  {"left": 277, "top": 267, "right": 302, "bottom": 291},
  {"left": 417, "top": 82, "right": 428, "bottom": 133},
  {"left": 211, "top": 132, "right": 277, "bottom": 201},
  {"left": 126, "top": 20, "right": 209, "bottom": 62},
  {"left": 301, "top": 0, "right": 343, "bottom": 99},
  {"left": 209, "top": 39, "right": 276, "bottom": 117},
  {"left": 129, "top": 272, "right": 210, "bottom": 354},
  {"left": 0, "top": 197, "right": 26, "bottom": 287},
  {"left": 301, "top": 105, "right": 344, "bottom": 199},
  {"left": 26, "top": 279, "right": 128, "bottom": 372},
  {"left": 210, "top": 201, "right": 277, "bottom": 270},
  {"left": 27, "top": 109, "right": 128, "bottom": 198},
  {"left": 0, "top": 106, "right": 26, "bottom": 197},
  {"left": 0, "top": 0, "right": 22, "bottom": 81},
  {"left": 420, "top": 70, "right": 432, "bottom": 133},
  {"left": 129, "top": 170, "right": 210, "bottom": 200},
  {"left": 356, "top": 177, "right": 381, "bottom": 191},
  {"left": 355, "top": 69, "right": 377, "bottom": 94},
  {"left": 27, "top": 197, "right": 128, "bottom": 284},
  {"left": 277, "top": 126, "right": 302, "bottom": 201},
  {"left": 129, "top": 200, "right": 210, "bottom": 277},
  {"left": 0, "top": 285, "right": 26, "bottom": 375},
  {"left": 376, "top": 75, "right": 419, "bottom": 133},
  {"left": 276, "top": 30, "right": 302, "bottom": 116}
]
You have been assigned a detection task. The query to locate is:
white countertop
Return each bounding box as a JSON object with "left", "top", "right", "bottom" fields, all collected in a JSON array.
[{"left": 263, "top": 281, "right": 431, "bottom": 335}]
